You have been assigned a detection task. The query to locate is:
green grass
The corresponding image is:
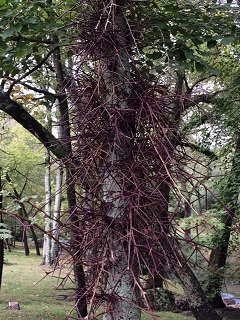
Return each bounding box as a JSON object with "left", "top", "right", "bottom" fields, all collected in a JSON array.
[
  {"left": 1, "top": 245, "right": 74, "bottom": 320},
  {"left": 0, "top": 245, "right": 194, "bottom": 320},
  {"left": 143, "top": 312, "right": 193, "bottom": 320}
]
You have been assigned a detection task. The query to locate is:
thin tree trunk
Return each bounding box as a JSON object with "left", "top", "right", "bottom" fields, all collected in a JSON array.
[
  {"left": 50, "top": 165, "right": 63, "bottom": 264},
  {"left": 42, "top": 149, "right": 52, "bottom": 265},
  {"left": 22, "top": 225, "right": 30, "bottom": 256},
  {"left": 66, "top": 168, "right": 88, "bottom": 317},
  {"left": 5, "top": 239, "right": 11, "bottom": 252},
  {"left": 5, "top": 173, "right": 40, "bottom": 255},
  {"left": 29, "top": 225, "right": 40, "bottom": 256},
  {"left": 52, "top": 44, "right": 88, "bottom": 317}
]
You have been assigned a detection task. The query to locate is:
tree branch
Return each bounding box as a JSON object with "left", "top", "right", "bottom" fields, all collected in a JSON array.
[
  {"left": 180, "top": 141, "right": 217, "bottom": 160},
  {"left": 7, "top": 47, "right": 57, "bottom": 94},
  {"left": 3, "top": 76, "right": 57, "bottom": 97},
  {"left": 10, "top": 35, "right": 55, "bottom": 44},
  {"left": 0, "top": 90, "right": 68, "bottom": 159},
  {"left": 184, "top": 90, "right": 224, "bottom": 108},
  {"left": 187, "top": 74, "right": 217, "bottom": 94}
]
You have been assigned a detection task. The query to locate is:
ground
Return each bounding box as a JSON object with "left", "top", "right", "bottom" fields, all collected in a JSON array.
[{"left": 1, "top": 244, "right": 194, "bottom": 320}]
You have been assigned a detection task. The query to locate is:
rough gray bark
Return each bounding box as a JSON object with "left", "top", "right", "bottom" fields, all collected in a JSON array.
[{"left": 100, "top": 1, "right": 140, "bottom": 319}]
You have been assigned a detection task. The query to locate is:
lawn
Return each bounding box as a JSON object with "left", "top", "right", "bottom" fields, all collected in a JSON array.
[
  {"left": 0, "top": 245, "right": 194, "bottom": 320},
  {"left": 1, "top": 245, "right": 74, "bottom": 320}
]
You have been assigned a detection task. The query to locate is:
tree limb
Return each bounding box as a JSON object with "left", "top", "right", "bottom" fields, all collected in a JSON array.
[
  {"left": 184, "top": 90, "right": 224, "bottom": 108},
  {"left": 10, "top": 35, "right": 55, "bottom": 44},
  {"left": 3, "top": 76, "right": 57, "bottom": 97},
  {"left": 0, "top": 90, "right": 68, "bottom": 159},
  {"left": 180, "top": 141, "right": 217, "bottom": 160},
  {"left": 187, "top": 74, "right": 217, "bottom": 94}
]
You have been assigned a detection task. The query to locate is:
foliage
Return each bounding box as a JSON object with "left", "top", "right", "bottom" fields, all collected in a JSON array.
[
  {"left": 0, "top": 123, "right": 45, "bottom": 208},
  {"left": 134, "top": 0, "right": 238, "bottom": 74},
  {"left": 0, "top": 222, "right": 11, "bottom": 239},
  {"left": 0, "top": 0, "right": 75, "bottom": 77}
]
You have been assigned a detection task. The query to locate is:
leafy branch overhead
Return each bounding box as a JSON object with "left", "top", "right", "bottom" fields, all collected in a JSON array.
[{"left": 139, "top": 0, "right": 238, "bottom": 73}]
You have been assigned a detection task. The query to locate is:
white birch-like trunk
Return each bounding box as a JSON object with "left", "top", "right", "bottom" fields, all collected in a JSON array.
[
  {"left": 50, "top": 165, "right": 63, "bottom": 263},
  {"left": 42, "top": 149, "right": 52, "bottom": 265}
]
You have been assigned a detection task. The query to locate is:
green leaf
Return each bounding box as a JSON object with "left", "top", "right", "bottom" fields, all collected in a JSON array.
[
  {"left": 13, "top": 23, "right": 23, "bottom": 33},
  {"left": 155, "top": 65, "right": 164, "bottom": 73},
  {"left": 207, "top": 39, "right": 217, "bottom": 49},
  {"left": 0, "top": 0, "right": 6, "bottom": 6},
  {"left": 2, "top": 26, "right": 15, "bottom": 39},
  {"left": 146, "top": 60, "right": 153, "bottom": 67},
  {"left": 220, "top": 36, "right": 235, "bottom": 45},
  {"left": 147, "top": 52, "right": 163, "bottom": 60},
  {"left": 195, "top": 61, "right": 205, "bottom": 72},
  {"left": 208, "top": 67, "right": 220, "bottom": 77},
  {"left": 183, "top": 49, "right": 195, "bottom": 60}
]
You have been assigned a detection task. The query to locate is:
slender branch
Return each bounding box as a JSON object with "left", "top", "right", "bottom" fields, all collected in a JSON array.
[
  {"left": 184, "top": 90, "right": 224, "bottom": 108},
  {"left": 10, "top": 35, "right": 55, "bottom": 44},
  {"left": 7, "top": 47, "right": 57, "bottom": 94},
  {"left": 187, "top": 74, "right": 217, "bottom": 94},
  {"left": 3, "top": 76, "right": 57, "bottom": 97},
  {"left": 180, "top": 141, "right": 217, "bottom": 160}
]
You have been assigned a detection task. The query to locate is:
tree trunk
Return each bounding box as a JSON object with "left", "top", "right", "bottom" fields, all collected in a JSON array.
[
  {"left": 5, "top": 239, "right": 11, "bottom": 252},
  {"left": 50, "top": 165, "right": 63, "bottom": 264},
  {"left": 205, "top": 132, "right": 240, "bottom": 308},
  {"left": 42, "top": 149, "right": 52, "bottom": 265},
  {"left": 52, "top": 44, "right": 88, "bottom": 317},
  {"left": 5, "top": 173, "right": 40, "bottom": 255},
  {"left": 100, "top": 2, "right": 140, "bottom": 319},
  {"left": 0, "top": 172, "right": 4, "bottom": 288},
  {"left": 29, "top": 225, "right": 40, "bottom": 256},
  {"left": 22, "top": 226, "right": 29, "bottom": 256},
  {"left": 66, "top": 168, "right": 88, "bottom": 318}
]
